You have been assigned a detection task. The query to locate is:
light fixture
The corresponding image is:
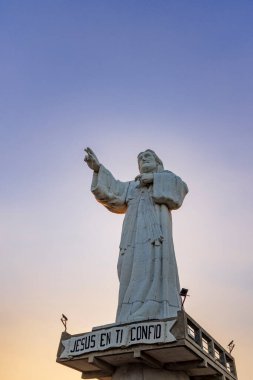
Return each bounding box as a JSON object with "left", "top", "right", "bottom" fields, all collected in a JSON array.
[
  {"left": 180, "top": 288, "right": 189, "bottom": 307},
  {"left": 228, "top": 340, "right": 235, "bottom": 353},
  {"left": 61, "top": 314, "right": 68, "bottom": 332}
]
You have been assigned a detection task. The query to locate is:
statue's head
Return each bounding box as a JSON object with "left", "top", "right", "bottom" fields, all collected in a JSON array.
[{"left": 137, "top": 149, "right": 164, "bottom": 173}]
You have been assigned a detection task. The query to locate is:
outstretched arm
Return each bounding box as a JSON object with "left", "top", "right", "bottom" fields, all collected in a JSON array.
[{"left": 84, "top": 147, "right": 100, "bottom": 172}]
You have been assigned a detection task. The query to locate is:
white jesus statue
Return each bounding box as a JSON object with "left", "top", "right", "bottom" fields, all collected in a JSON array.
[{"left": 84, "top": 148, "right": 188, "bottom": 324}]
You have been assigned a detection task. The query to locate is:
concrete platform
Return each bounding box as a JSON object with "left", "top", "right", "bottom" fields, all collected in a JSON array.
[{"left": 56, "top": 311, "right": 237, "bottom": 380}]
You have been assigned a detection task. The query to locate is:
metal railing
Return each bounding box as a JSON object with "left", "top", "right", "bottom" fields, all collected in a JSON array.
[{"left": 186, "top": 315, "right": 236, "bottom": 378}]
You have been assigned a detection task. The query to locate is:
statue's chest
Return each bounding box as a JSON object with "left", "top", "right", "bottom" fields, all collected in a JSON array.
[{"left": 126, "top": 182, "right": 153, "bottom": 207}]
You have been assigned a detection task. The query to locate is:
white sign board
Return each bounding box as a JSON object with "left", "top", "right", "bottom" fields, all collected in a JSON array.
[{"left": 60, "top": 320, "right": 176, "bottom": 359}]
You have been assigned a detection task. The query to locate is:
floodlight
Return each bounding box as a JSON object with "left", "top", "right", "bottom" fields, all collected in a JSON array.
[
  {"left": 180, "top": 288, "right": 189, "bottom": 307},
  {"left": 61, "top": 313, "right": 68, "bottom": 332},
  {"left": 228, "top": 340, "right": 235, "bottom": 353}
]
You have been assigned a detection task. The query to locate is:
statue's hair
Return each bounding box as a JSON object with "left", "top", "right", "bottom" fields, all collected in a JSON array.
[{"left": 137, "top": 149, "right": 164, "bottom": 172}]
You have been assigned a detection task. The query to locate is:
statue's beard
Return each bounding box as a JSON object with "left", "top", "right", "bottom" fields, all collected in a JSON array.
[{"left": 140, "top": 164, "right": 157, "bottom": 173}]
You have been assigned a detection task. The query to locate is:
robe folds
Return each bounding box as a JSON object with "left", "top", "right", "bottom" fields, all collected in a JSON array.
[{"left": 91, "top": 165, "right": 188, "bottom": 323}]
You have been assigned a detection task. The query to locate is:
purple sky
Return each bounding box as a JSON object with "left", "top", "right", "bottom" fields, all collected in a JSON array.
[{"left": 1, "top": 1, "right": 252, "bottom": 379}]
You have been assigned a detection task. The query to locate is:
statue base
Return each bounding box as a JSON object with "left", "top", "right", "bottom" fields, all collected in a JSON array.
[
  {"left": 56, "top": 311, "right": 237, "bottom": 380},
  {"left": 112, "top": 364, "right": 189, "bottom": 380}
]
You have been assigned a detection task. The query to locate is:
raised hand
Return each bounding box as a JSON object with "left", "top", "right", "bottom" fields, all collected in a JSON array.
[{"left": 84, "top": 147, "right": 100, "bottom": 172}]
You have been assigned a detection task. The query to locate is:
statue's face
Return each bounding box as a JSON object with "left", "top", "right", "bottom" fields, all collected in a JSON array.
[{"left": 138, "top": 151, "right": 157, "bottom": 173}]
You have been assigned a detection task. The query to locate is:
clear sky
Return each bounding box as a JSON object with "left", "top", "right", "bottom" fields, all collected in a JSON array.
[{"left": 1, "top": 1, "right": 252, "bottom": 379}]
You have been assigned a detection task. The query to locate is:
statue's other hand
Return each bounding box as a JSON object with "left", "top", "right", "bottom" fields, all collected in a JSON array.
[
  {"left": 84, "top": 147, "right": 100, "bottom": 172},
  {"left": 139, "top": 173, "right": 154, "bottom": 186}
]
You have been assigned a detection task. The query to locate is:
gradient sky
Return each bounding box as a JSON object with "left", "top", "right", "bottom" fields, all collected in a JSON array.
[{"left": 1, "top": 1, "right": 253, "bottom": 379}]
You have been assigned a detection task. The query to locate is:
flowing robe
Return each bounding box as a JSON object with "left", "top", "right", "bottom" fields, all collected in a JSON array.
[{"left": 91, "top": 165, "right": 188, "bottom": 323}]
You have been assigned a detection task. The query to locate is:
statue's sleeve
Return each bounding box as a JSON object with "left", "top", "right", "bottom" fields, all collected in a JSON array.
[
  {"left": 153, "top": 171, "right": 188, "bottom": 210},
  {"left": 91, "top": 165, "right": 129, "bottom": 214}
]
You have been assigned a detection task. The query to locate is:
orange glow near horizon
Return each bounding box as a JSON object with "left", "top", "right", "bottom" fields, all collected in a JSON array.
[{"left": 1, "top": 2, "right": 253, "bottom": 379}]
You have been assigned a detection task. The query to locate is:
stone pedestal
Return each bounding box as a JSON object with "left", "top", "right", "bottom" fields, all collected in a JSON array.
[{"left": 112, "top": 364, "right": 189, "bottom": 380}]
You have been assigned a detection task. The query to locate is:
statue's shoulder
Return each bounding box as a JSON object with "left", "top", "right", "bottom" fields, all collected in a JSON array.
[{"left": 157, "top": 171, "right": 188, "bottom": 188}]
